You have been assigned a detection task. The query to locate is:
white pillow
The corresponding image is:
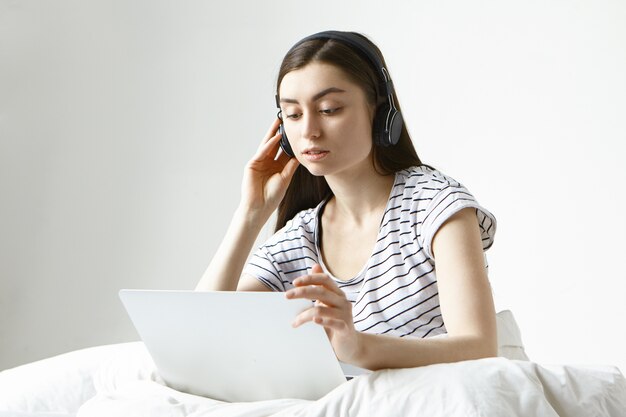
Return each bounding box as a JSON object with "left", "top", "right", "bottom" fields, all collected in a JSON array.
[
  {"left": 92, "top": 341, "right": 163, "bottom": 393},
  {"left": 496, "top": 310, "right": 530, "bottom": 361},
  {"left": 0, "top": 342, "right": 157, "bottom": 414}
]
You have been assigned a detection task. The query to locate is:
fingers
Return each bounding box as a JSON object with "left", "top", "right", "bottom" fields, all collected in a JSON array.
[
  {"left": 292, "top": 269, "right": 343, "bottom": 296},
  {"left": 263, "top": 117, "right": 282, "bottom": 143},
  {"left": 253, "top": 118, "right": 282, "bottom": 157},
  {"left": 286, "top": 283, "right": 345, "bottom": 307},
  {"left": 292, "top": 305, "right": 349, "bottom": 329},
  {"left": 273, "top": 144, "right": 291, "bottom": 165},
  {"left": 250, "top": 136, "right": 298, "bottom": 178},
  {"left": 286, "top": 264, "right": 351, "bottom": 330},
  {"left": 281, "top": 156, "right": 299, "bottom": 181},
  {"left": 254, "top": 130, "right": 282, "bottom": 160}
]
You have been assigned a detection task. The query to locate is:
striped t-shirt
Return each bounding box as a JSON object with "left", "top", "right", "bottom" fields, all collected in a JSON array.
[{"left": 243, "top": 165, "right": 496, "bottom": 338}]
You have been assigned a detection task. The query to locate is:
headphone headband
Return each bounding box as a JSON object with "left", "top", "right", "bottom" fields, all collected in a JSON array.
[{"left": 284, "top": 30, "right": 394, "bottom": 97}]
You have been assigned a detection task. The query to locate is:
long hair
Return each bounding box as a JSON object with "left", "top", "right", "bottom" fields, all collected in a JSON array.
[{"left": 274, "top": 32, "right": 426, "bottom": 232}]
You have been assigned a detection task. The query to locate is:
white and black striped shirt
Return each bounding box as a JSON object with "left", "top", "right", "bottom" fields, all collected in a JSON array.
[{"left": 243, "top": 165, "right": 496, "bottom": 338}]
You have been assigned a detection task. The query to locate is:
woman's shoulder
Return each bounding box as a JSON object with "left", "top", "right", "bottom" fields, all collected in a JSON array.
[
  {"left": 260, "top": 202, "right": 323, "bottom": 250},
  {"left": 394, "top": 165, "right": 463, "bottom": 191},
  {"left": 282, "top": 204, "right": 321, "bottom": 234}
]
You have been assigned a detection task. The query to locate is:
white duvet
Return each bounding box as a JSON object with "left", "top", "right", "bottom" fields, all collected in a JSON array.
[{"left": 1, "top": 341, "right": 625, "bottom": 417}]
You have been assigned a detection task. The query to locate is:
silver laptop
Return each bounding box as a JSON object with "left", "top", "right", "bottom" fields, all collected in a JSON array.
[{"left": 119, "top": 289, "right": 365, "bottom": 402}]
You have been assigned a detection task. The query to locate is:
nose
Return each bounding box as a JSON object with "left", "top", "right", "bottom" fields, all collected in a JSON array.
[{"left": 301, "top": 111, "right": 321, "bottom": 140}]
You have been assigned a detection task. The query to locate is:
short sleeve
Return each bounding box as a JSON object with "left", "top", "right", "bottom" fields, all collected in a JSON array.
[
  {"left": 243, "top": 245, "right": 286, "bottom": 292},
  {"left": 242, "top": 206, "right": 321, "bottom": 292},
  {"left": 419, "top": 182, "right": 496, "bottom": 260}
]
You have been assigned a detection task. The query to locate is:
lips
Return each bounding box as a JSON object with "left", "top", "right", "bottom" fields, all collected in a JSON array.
[
  {"left": 302, "top": 147, "right": 328, "bottom": 154},
  {"left": 302, "top": 148, "right": 329, "bottom": 161}
]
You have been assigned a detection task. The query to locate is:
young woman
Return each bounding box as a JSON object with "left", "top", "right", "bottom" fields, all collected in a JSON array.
[{"left": 196, "top": 30, "right": 498, "bottom": 371}]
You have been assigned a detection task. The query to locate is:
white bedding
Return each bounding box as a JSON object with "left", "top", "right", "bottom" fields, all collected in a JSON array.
[
  {"left": 74, "top": 356, "right": 626, "bottom": 417},
  {"left": 1, "top": 311, "right": 625, "bottom": 417},
  {"left": 2, "top": 342, "right": 625, "bottom": 417}
]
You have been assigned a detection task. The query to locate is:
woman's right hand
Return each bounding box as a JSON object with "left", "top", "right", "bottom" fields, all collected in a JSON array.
[{"left": 240, "top": 117, "right": 300, "bottom": 220}]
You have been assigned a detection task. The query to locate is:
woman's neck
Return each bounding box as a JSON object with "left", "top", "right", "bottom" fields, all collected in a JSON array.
[{"left": 324, "top": 164, "right": 395, "bottom": 226}]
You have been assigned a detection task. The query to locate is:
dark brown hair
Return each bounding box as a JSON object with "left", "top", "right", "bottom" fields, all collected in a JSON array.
[{"left": 275, "top": 33, "right": 426, "bottom": 231}]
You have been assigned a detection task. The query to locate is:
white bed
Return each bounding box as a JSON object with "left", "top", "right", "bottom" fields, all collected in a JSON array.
[{"left": 1, "top": 311, "right": 625, "bottom": 417}]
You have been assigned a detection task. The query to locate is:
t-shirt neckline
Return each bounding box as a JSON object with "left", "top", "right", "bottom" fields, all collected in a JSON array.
[{"left": 313, "top": 171, "right": 400, "bottom": 284}]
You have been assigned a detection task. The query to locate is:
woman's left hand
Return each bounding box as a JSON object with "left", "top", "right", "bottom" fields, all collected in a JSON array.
[{"left": 286, "top": 264, "right": 362, "bottom": 364}]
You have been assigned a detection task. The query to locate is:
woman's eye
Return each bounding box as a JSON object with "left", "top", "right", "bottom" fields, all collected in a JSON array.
[{"left": 285, "top": 108, "right": 340, "bottom": 120}]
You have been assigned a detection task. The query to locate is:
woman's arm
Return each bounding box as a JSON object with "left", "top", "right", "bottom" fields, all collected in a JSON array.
[
  {"left": 195, "top": 207, "right": 269, "bottom": 291},
  {"left": 354, "top": 212, "right": 498, "bottom": 368},
  {"left": 195, "top": 118, "right": 299, "bottom": 292},
  {"left": 287, "top": 207, "right": 497, "bottom": 369}
]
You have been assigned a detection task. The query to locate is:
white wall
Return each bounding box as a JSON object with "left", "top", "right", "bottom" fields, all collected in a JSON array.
[{"left": 1, "top": 0, "right": 624, "bottom": 373}]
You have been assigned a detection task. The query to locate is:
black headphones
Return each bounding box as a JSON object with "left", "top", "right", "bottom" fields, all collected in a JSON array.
[{"left": 275, "top": 30, "right": 404, "bottom": 158}]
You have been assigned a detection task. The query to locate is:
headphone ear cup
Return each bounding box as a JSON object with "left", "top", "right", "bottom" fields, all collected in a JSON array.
[
  {"left": 372, "top": 104, "right": 403, "bottom": 147},
  {"left": 278, "top": 123, "right": 295, "bottom": 157},
  {"left": 388, "top": 109, "right": 403, "bottom": 146}
]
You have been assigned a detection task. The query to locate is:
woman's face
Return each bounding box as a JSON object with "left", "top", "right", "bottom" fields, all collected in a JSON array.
[{"left": 278, "top": 62, "right": 375, "bottom": 178}]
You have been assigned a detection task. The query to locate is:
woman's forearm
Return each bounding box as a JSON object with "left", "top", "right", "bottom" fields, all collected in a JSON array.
[
  {"left": 353, "top": 331, "right": 497, "bottom": 371},
  {"left": 195, "top": 206, "right": 267, "bottom": 291}
]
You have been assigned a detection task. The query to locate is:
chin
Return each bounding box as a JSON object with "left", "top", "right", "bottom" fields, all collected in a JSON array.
[
  {"left": 303, "top": 166, "right": 328, "bottom": 177},
  {"left": 295, "top": 158, "right": 327, "bottom": 177}
]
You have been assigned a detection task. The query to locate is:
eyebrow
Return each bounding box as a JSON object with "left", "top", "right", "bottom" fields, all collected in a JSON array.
[{"left": 279, "top": 87, "right": 346, "bottom": 104}]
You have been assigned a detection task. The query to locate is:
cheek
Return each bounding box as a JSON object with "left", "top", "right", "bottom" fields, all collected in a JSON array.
[{"left": 348, "top": 115, "right": 374, "bottom": 148}]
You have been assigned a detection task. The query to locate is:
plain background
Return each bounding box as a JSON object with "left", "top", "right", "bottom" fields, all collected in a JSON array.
[{"left": 1, "top": 0, "right": 625, "bottom": 373}]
